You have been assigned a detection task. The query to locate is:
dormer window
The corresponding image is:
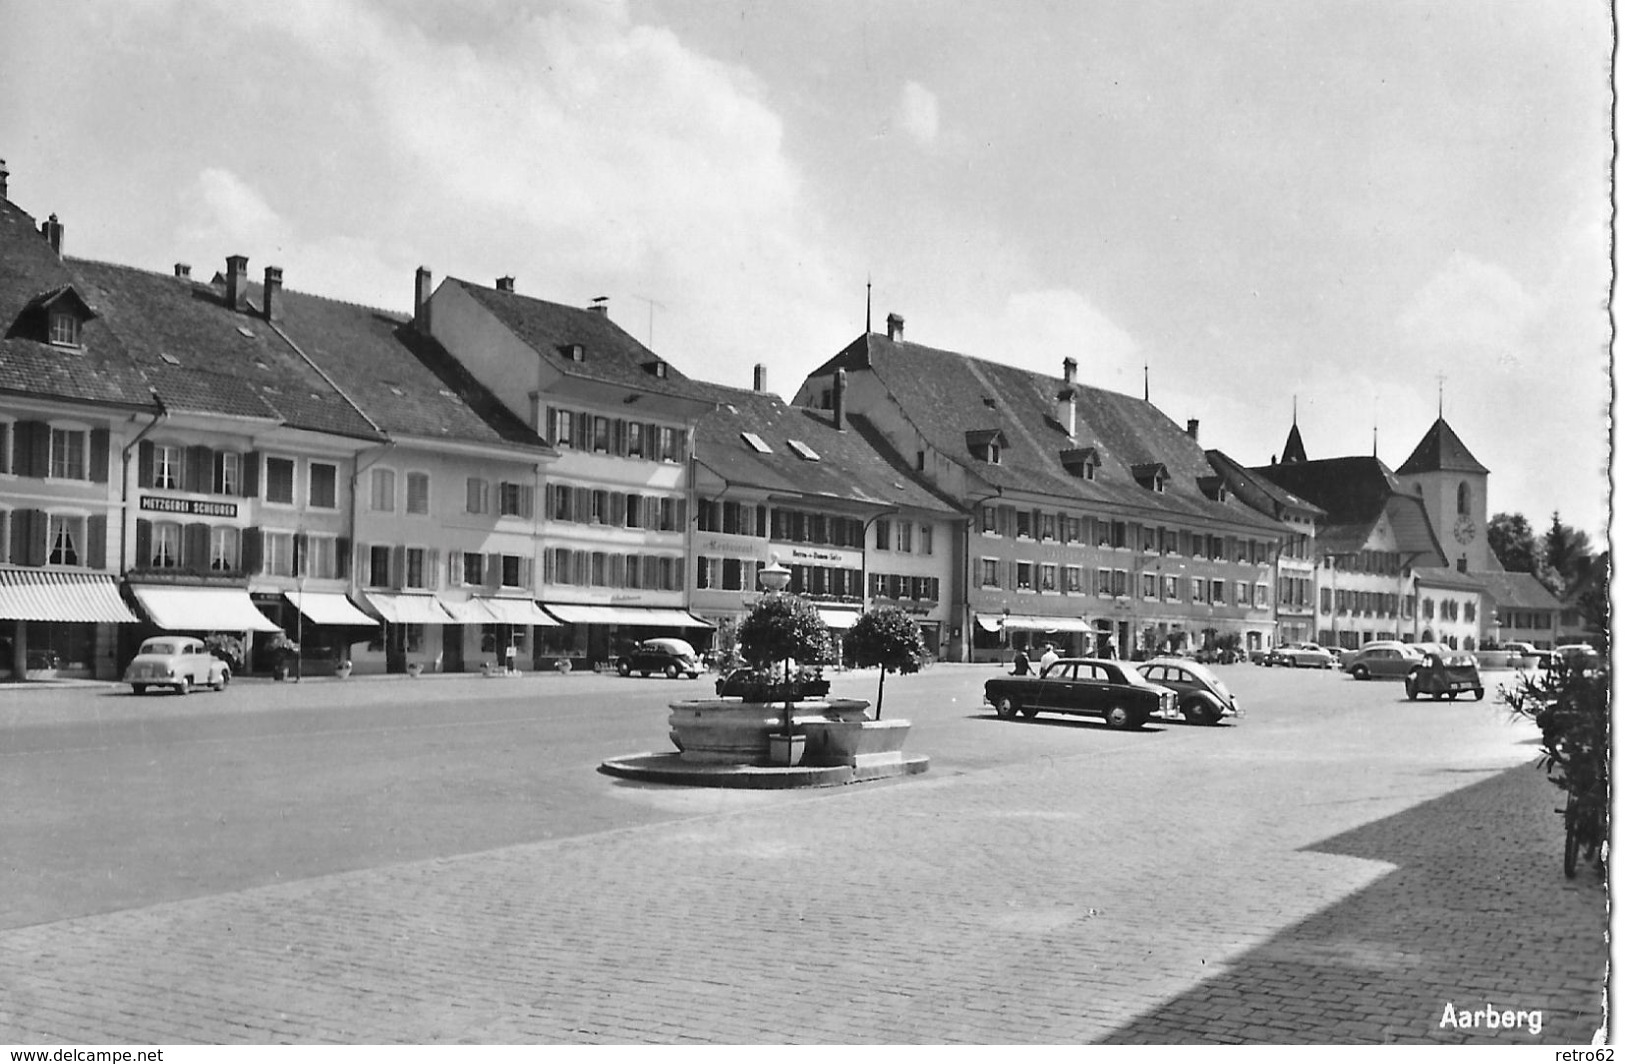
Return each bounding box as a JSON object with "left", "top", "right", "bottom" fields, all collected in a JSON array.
[
  {"left": 1197, "top": 474, "right": 1229, "bottom": 502},
  {"left": 49, "top": 313, "right": 81, "bottom": 347},
  {"left": 1132, "top": 462, "right": 1169, "bottom": 493},
  {"left": 643, "top": 359, "right": 669, "bottom": 379},
  {"left": 967, "top": 428, "right": 1007, "bottom": 465},
  {"left": 787, "top": 439, "right": 820, "bottom": 461},
  {"left": 741, "top": 432, "right": 772, "bottom": 454},
  {"left": 1060, "top": 446, "right": 1100, "bottom": 480}
]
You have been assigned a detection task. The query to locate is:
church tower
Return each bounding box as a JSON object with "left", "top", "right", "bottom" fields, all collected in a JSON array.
[
  {"left": 1395, "top": 417, "right": 1491, "bottom": 573},
  {"left": 1279, "top": 410, "right": 1308, "bottom": 465}
]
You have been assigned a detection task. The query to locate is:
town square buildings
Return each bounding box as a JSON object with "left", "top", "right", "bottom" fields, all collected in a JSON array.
[{"left": 0, "top": 165, "right": 1577, "bottom": 677}]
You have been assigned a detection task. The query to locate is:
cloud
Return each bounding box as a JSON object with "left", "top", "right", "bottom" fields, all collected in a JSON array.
[
  {"left": 179, "top": 169, "right": 287, "bottom": 248},
  {"left": 1396, "top": 252, "right": 1543, "bottom": 369},
  {"left": 933, "top": 288, "right": 1140, "bottom": 380},
  {"left": 895, "top": 81, "right": 940, "bottom": 145}
]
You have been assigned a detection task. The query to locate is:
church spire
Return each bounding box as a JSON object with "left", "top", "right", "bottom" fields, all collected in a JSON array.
[{"left": 1280, "top": 398, "right": 1307, "bottom": 464}]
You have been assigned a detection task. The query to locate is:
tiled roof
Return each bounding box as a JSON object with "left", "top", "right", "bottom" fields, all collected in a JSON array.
[
  {"left": 815, "top": 333, "right": 1283, "bottom": 533},
  {"left": 691, "top": 380, "right": 956, "bottom": 514},
  {"left": 1253, "top": 456, "right": 1445, "bottom": 562},
  {"left": 0, "top": 199, "right": 155, "bottom": 408},
  {"left": 1396, "top": 417, "right": 1489, "bottom": 475},
  {"left": 273, "top": 287, "right": 548, "bottom": 449},
  {"left": 1412, "top": 566, "right": 1486, "bottom": 592},
  {"left": 67, "top": 259, "right": 382, "bottom": 440},
  {"left": 1280, "top": 421, "right": 1308, "bottom": 464},
  {"left": 1474, "top": 569, "right": 1563, "bottom": 610},
  {"left": 449, "top": 279, "right": 712, "bottom": 401},
  {"left": 1204, "top": 449, "right": 1326, "bottom": 520}
]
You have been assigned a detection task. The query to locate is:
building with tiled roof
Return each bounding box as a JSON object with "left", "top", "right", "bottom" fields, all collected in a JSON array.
[
  {"left": 1475, "top": 569, "right": 1565, "bottom": 649},
  {"left": 426, "top": 275, "right": 718, "bottom": 666},
  {"left": 795, "top": 316, "right": 1290, "bottom": 662},
  {"left": 689, "top": 371, "right": 960, "bottom": 652},
  {"left": 1205, "top": 449, "right": 1325, "bottom": 645}
]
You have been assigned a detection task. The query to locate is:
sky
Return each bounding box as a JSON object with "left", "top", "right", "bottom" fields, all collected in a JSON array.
[{"left": 1, "top": 0, "right": 1611, "bottom": 538}]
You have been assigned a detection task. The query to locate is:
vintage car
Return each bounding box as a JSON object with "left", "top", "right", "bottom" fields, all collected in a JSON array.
[
  {"left": 124, "top": 636, "right": 232, "bottom": 695},
  {"left": 1265, "top": 642, "right": 1337, "bottom": 669},
  {"left": 616, "top": 637, "right": 702, "bottom": 679},
  {"left": 1341, "top": 641, "right": 1425, "bottom": 681},
  {"left": 984, "top": 657, "right": 1176, "bottom": 730},
  {"left": 1405, "top": 649, "right": 1485, "bottom": 701},
  {"left": 1136, "top": 658, "right": 1242, "bottom": 725}
]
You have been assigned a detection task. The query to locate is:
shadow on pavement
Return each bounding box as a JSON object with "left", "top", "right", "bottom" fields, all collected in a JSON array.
[{"left": 1097, "top": 759, "right": 1608, "bottom": 1045}]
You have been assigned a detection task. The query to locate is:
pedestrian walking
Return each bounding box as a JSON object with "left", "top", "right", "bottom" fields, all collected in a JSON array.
[
  {"left": 1039, "top": 643, "right": 1059, "bottom": 673},
  {"left": 1011, "top": 649, "right": 1032, "bottom": 675}
]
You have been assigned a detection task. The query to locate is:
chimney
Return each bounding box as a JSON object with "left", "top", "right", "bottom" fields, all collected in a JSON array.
[
  {"left": 885, "top": 312, "right": 904, "bottom": 342},
  {"left": 587, "top": 295, "right": 609, "bottom": 316},
  {"left": 1186, "top": 418, "right": 1200, "bottom": 442},
  {"left": 496, "top": 276, "right": 515, "bottom": 293},
  {"left": 833, "top": 368, "right": 847, "bottom": 431},
  {"left": 1062, "top": 357, "right": 1077, "bottom": 384},
  {"left": 225, "top": 255, "right": 249, "bottom": 310},
  {"left": 1056, "top": 387, "right": 1076, "bottom": 438},
  {"left": 414, "top": 267, "right": 433, "bottom": 334},
  {"left": 753, "top": 364, "right": 767, "bottom": 392},
  {"left": 40, "top": 214, "right": 63, "bottom": 256},
  {"left": 0, "top": 160, "right": 8, "bottom": 200},
  {"left": 262, "top": 266, "right": 283, "bottom": 321},
  {"left": 173, "top": 263, "right": 191, "bottom": 280}
]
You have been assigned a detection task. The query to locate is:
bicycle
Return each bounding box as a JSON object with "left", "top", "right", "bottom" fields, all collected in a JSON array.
[{"left": 1560, "top": 774, "right": 1606, "bottom": 879}]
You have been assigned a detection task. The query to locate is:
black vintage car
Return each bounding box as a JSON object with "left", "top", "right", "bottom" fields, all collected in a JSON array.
[
  {"left": 616, "top": 637, "right": 702, "bottom": 679},
  {"left": 983, "top": 657, "right": 1177, "bottom": 730},
  {"left": 1405, "top": 649, "right": 1485, "bottom": 701}
]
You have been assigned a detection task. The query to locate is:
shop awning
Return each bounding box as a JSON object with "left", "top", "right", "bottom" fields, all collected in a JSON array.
[
  {"left": 817, "top": 607, "right": 860, "bottom": 630},
  {"left": 0, "top": 569, "right": 139, "bottom": 623},
  {"left": 977, "top": 613, "right": 1095, "bottom": 633},
  {"left": 543, "top": 604, "right": 712, "bottom": 628},
  {"left": 284, "top": 591, "right": 377, "bottom": 627},
  {"left": 478, "top": 597, "right": 559, "bottom": 626},
  {"left": 363, "top": 593, "right": 452, "bottom": 625},
  {"left": 131, "top": 585, "right": 282, "bottom": 632}
]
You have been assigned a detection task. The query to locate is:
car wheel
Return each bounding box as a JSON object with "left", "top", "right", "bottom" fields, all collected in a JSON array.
[
  {"left": 1104, "top": 705, "right": 1133, "bottom": 729},
  {"left": 1473, "top": 687, "right": 1485, "bottom": 701},
  {"left": 1352, "top": 666, "right": 1369, "bottom": 681},
  {"left": 1447, "top": 690, "right": 1459, "bottom": 701},
  {"left": 688, "top": 672, "right": 700, "bottom": 680},
  {"left": 995, "top": 696, "right": 1019, "bottom": 720},
  {"left": 641, "top": 671, "right": 651, "bottom": 678},
  {"left": 617, "top": 660, "right": 631, "bottom": 677},
  {"left": 132, "top": 684, "right": 147, "bottom": 696},
  {"left": 177, "top": 677, "right": 192, "bottom": 696},
  {"left": 1183, "top": 700, "right": 1215, "bottom": 726},
  {"left": 1405, "top": 681, "right": 1418, "bottom": 701},
  {"left": 215, "top": 669, "right": 230, "bottom": 692},
  {"left": 1020, "top": 705, "right": 1039, "bottom": 719},
  {"left": 665, "top": 664, "right": 680, "bottom": 679}
]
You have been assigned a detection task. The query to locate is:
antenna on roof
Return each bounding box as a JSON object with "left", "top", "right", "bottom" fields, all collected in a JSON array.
[
  {"left": 630, "top": 293, "right": 665, "bottom": 348},
  {"left": 865, "top": 274, "right": 872, "bottom": 335},
  {"left": 1143, "top": 361, "right": 1149, "bottom": 402}
]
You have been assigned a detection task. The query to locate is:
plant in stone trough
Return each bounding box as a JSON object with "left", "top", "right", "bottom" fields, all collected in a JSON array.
[
  {"left": 845, "top": 605, "right": 926, "bottom": 719},
  {"left": 737, "top": 591, "right": 835, "bottom": 736}
]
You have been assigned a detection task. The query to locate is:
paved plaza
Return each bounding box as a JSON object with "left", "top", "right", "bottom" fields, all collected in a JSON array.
[{"left": 0, "top": 666, "right": 1609, "bottom": 1044}]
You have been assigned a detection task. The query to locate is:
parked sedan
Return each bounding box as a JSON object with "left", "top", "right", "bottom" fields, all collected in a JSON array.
[
  {"left": 1267, "top": 642, "right": 1337, "bottom": 669},
  {"left": 1405, "top": 649, "right": 1485, "bottom": 701},
  {"left": 124, "top": 636, "right": 232, "bottom": 695},
  {"left": 1136, "top": 659, "right": 1242, "bottom": 725},
  {"left": 616, "top": 637, "right": 703, "bottom": 678},
  {"left": 1341, "top": 641, "right": 1425, "bottom": 681},
  {"left": 984, "top": 657, "right": 1176, "bottom": 730}
]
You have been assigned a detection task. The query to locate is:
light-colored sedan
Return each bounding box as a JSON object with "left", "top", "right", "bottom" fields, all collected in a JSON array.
[
  {"left": 1341, "top": 641, "right": 1425, "bottom": 681},
  {"left": 124, "top": 636, "right": 231, "bottom": 695},
  {"left": 1268, "top": 642, "right": 1337, "bottom": 669}
]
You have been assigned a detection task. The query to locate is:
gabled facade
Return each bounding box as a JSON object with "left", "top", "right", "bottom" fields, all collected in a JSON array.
[
  {"left": 1394, "top": 416, "right": 1492, "bottom": 575},
  {"left": 689, "top": 370, "right": 959, "bottom": 657},
  {"left": 426, "top": 277, "right": 716, "bottom": 665},
  {"left": 794, "top": 318, "right": 1289, "bottom": 662},
  {"left": 1205, "top": 448, "right": 1325, "bottom": 647}
]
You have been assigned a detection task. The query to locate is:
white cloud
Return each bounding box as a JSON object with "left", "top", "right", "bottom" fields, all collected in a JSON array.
[
  {"left": 180, "top": 169, "right": 286, "bottom": 248},
  {"left": 1396, "top": 252, "right": 1543, "bottom": 369},
  {"left": 895, "top": 81, "right": 940, "bottom": 145},
  {"left": 931, "top": 288, "right": 1140, "bottom": 380}
]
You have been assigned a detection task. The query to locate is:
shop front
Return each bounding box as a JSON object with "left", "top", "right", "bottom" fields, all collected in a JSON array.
[{"left": 0, "top": 568, "right": 138, "bottom": 679}]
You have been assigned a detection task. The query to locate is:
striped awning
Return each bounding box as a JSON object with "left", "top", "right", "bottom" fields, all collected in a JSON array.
[
  {"left": 284, "top": 591, "right": 378, "bottom": 627},
  {"left": 542, "top": 604, "right": 712, "bottom": 628},
  {"left": 976, "top": 613, "right": 1095, "bottom": 633},
  {"left": 0, "top": 568, "right": 138, "bottom": 623},
  {"left": 131, "top": 585, "right": 282, "bottom": 632},
  {"left": 817, "top": 607, "right": 860, "bottom": 630}
]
